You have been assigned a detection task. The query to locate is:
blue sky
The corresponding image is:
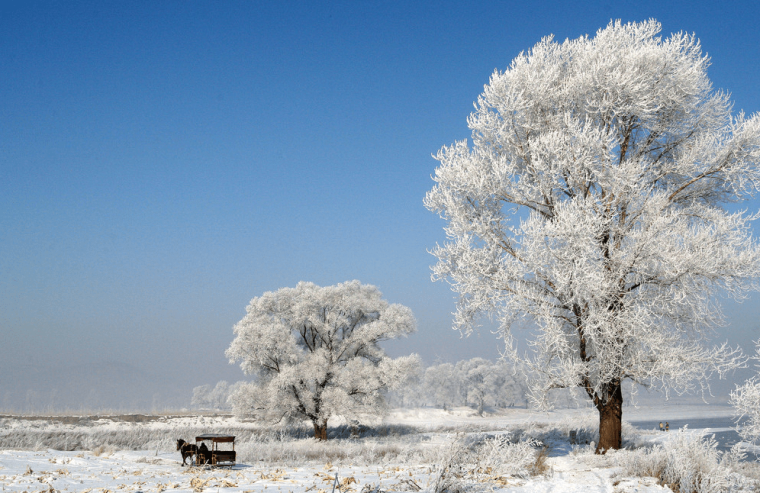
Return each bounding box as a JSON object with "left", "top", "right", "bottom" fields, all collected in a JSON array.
[{"left": 2, "top": 0, "right": 760, "bottom": 410}]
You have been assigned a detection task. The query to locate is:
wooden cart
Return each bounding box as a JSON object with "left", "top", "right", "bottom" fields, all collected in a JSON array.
[{"left": 195, "top": 434, "right": 236, "bottom": 467}]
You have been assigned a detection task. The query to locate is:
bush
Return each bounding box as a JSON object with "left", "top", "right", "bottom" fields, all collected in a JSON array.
[
  {"left": 617, "top": 428, "right": 751, "bottom": 493},
  {"left": 431, "top": 433, "right": 544, "bottom": 493}
]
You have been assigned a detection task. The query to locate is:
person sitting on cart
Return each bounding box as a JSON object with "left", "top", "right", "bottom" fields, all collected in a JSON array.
[{"left": 198, "top": 442, "right": 210, "bottom": 464}]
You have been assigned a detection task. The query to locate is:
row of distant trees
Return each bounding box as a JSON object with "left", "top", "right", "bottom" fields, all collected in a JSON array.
[
  {"left": 192, "top": 357, "right": 530, "bottom": 416},
  {"left": 388, "top": 358, "right": 528, "bottom": 412},
  {"left": 191, "top": 381, "right": 245, "bottom": 412}
]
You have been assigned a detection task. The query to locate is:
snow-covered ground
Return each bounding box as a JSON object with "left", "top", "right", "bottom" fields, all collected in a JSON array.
[
  {"left": 0, "top": 447, "right": 678, "bottom": 493},
  {"left": 0, "top": 405, "right": 753, "bottom": 492}
]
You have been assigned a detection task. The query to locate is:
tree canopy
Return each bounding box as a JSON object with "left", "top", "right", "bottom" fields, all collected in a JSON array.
[
  {"left": 425, "top": 19, "right": 760, "bottom": 452},
  {"left": 226, "top": 280, "right": 419, "bottom": 439}
]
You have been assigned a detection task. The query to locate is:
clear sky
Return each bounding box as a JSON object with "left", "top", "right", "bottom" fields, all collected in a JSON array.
[{"left": 2, "top": 0, "right": 760, "bottom": 411}]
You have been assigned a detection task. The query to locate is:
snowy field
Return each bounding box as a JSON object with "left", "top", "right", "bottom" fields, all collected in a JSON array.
[{"left": 0, "top": 405, "right": 757, "bottom": 492}]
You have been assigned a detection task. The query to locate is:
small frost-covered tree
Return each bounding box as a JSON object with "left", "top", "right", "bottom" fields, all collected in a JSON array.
[
  {"left": 226, "top": 280, "right": 420, "bottom": 440},
  {"left": 456, "top": 357, "right": 492, "bottom": 414},
  {"left": 386, "top": 364, "right": 424, "bottom": 408},
  {"left": 456, "top": 358, "right": 528, "bottom": 412},
  {"left": 491, "top": 362, "right": 529, "bottom": 408},
  {"left": 191, "top": 381, "right": 246, "bottom": 411},
  {"left": 425, "top": 20, "right": 760, "bottom": 452},
  {"left": 423, "top": 363, "right": 460, "bottom": 409},
  {"left": 191, "top": 384, "right": 213, "bottom": 410}
]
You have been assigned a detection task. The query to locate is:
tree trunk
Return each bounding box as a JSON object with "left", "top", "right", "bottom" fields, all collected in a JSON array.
[
  {"left": 595, "top": 381, "right": 623, "bottom": 454},
  {"left": 313, "top": 420, "right": 328, "bottom": 440}
]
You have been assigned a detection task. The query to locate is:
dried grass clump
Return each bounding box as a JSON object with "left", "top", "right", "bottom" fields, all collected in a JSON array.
[
  {"left": 91, "top": 445, "right": 107, "bottom": 456},
  {"left": 235, "top": 435, "right": 413, "bottom": 465},
  {"left": 529, "top": 446, "right": 550, "bottom": 476}
]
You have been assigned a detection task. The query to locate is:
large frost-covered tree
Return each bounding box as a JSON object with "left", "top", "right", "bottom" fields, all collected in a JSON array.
[
  {"left": 425, "top": 20, "right": 760, "bottom": 452},
  {"left": 226, "top": 281, "right": 419, "bottom": 440}
]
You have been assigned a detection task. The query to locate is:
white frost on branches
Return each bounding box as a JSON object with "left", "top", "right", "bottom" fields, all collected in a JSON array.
[
  {"left": 731, "top": 342, "right": 760, "bottom": 444},
  {"left": 225, "top": 281, "right": 420, "bottom": 437},
  {"left": 424, "top": 20, "right": 760, "bottom": 409}
]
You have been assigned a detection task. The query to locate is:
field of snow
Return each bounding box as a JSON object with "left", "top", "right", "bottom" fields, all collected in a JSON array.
[
  {"left": 0, "top": 448, "right": 675, "bottom": 493},
  {"left": 0, "top": 405, "right": 755, "bottom": 493}
]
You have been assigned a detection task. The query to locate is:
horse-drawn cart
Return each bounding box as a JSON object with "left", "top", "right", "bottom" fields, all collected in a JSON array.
[{"left": 195, "top": 434, "right": 236, "bottom": 467}]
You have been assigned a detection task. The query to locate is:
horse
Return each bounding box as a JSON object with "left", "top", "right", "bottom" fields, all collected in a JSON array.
[{"left": 176, "top": 439, "right": 197, "bottom": 466}]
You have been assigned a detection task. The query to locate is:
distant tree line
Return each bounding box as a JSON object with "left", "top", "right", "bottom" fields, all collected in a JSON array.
[
  {"left": 191, "top": 381, "right": 248, "bottom": 412},
  {"left": 191, "top": 357, "right": 533, "bottom": 415},
  {"left": 388, "top": 357, "right": 529, "bottom": 413}
]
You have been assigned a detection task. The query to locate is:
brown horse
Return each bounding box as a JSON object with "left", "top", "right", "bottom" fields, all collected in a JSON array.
[{"left": 176, "top": 439, "right": 197, "bottom": 466}]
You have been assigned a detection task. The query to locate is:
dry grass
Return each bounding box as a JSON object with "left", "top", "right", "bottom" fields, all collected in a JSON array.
[
  {"left": 529, "top": 445, "right": 551, "bottom": 476},
  {"left": 0, "top": 413, "right": 580, "bottom": 476},
  {"left": 91, "top": 444, "right": 117, "bottom": 457}
]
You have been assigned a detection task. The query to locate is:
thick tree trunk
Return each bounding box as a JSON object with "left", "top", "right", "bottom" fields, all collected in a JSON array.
[
  {"left": 595, "top": 381, "right": 623, "bottom": 454},
  {"left": 313, "top": 420, "right": 328, "bottom": 440}
]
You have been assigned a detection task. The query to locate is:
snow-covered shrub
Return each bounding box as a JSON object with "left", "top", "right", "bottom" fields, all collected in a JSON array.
[
  {"left": 477, "top": 434, "right": 544, "bottom": 478},
  {"left": 430, "top": 436, "right": 469, "bottom": 493},
  {"left": 618, "top": 428, "right": 750, "bottom": 493},
  {"left": 513, "top": 415, "right": 596, "bottom": 451},
  {"left": 431, "top": 433, "right": 544, "bottom": 493}
]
